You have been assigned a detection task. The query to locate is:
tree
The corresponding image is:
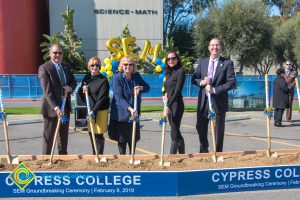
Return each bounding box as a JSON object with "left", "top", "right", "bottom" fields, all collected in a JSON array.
[
  {"left": 172, "top": 24, "right": 195, "bottom": 56},
  {"left": 193, "top": 0, "right": 273, "bottom": 74},
  {"left": 117, "top": 24, "right": 141, "bottom": 55},
  {"left": 160, "top": 38, "right": 195, "bottom": 74},
  {"left": 293, "top": 13, "right": 300, "bottom": 67},
  {"left": 273, "top": 14, "right": 298, "bottom": 69},
  {"left": 163, "top": 0, "right": 216, "bottom": 45},
  {"left": 262, "top": 0, "right": 300, "bottom": 17},
  {"left": 40, "top": 6, "right": 86, "bottom": 73}
]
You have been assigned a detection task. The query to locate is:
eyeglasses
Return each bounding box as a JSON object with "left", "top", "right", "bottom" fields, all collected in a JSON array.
[
  {"left": 123, "top": 63, "right": 134, "bottom": 67},
  {"left": 285, "top": 63, "right": 292, "bottom": 66},
  {"left": 167, "top": 57, "right": 177, "bottom": 61},
  {"left": 51, "top": 51, "right": 63, "bottom": 55},
  {"left": 91, "top": 64, "right": 100, "bottom": 67}
]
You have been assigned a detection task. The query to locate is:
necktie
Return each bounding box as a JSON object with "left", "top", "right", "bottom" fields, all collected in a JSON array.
[
  {"left": 206, "top": 61, "right": 215, "bottom": 97},
  {"left": 208, "top": 60, "right": 215, "bottom": 80},
  {"left": 57, "top": 64, "right": 66, "bottom": 86}
]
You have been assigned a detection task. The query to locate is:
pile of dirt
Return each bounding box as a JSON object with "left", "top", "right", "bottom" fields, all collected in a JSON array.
[{"left": 1, "top": 153, "right": 298, "bottom": 172}]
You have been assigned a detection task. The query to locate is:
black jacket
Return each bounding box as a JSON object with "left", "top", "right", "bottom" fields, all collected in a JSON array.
[
  {"left": 79, "top": 73, "right": 110, "bottom": 118},
  {"left": 273, "top": 75, "right": 289, "bottom": 109},
  {"left": 191, "top": 56, "right": 236, "bottom": 113},
  {"left": 163, "top": 66, "right": 185, "bottom": 107}
]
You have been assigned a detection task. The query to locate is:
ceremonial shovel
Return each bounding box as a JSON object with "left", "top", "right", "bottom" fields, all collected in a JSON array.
[
  {"left": 84, "top": 88, "right": 107, "bottom": 163},
  {"left": 129, "top": 88, "right": 140, "bottom": 165},
  {"left": 48, "top": 93, "right": 68, "bottom": 165},
  {"left": 295, "top": 77, "right": 300, "bottom": 113},
  {"left": 264, "top": 74, "right": 277, "bottom": 158},
  {"left": 0, "top": 83, "right": 19, "bottom": 164},
  {"left": 159, "top": 93, "right": 170, "bottom": 167},
  {"left": 207, "top": 92, "right": 223, "bottom": 163}
]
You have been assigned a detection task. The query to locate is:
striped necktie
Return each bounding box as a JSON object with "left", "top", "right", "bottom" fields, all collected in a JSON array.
[
  {"left": 57, "top": 64, "right": 66, "bottom": 86},
  {"left": 208, "top": 60, "right": 215, "bottom": 80}
]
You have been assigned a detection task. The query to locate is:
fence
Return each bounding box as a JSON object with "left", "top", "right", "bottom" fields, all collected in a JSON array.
[
  {"left": 1, "top": 74, "right": 296, "bottom": 110},
  {"left": 0, "top": 74, "right": 279, "bottom": 98}
]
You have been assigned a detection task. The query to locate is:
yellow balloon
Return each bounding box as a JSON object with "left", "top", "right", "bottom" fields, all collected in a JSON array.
[
  {"left": 162, "top": 58, "right": 166, "bottom": 63},
  {"left": 104, "top": 58, "right": 111, "bottom": 64},
  {"left": 139, "top": 40, "right": 151, "bottom": 61},
  {"left": 151, "top": 43, "right": 162, "bottom": 64},
  {"left": 106, "top": 38, "right": 124, "bottom": 61},
  {"left": 121, "top": 37, "right": 139, "bottom": 59},
  {"left": 155, "top": 65, "right": 162, "bottom": 73},
  {"left": 100, "top": 67, "right": 106, "bottom": 73},
  {"left": 106, "top": 70, "right": 113, "bottom": 77},
  {"left": 105, "top": 63, "right": 112, "bottom": 71}
]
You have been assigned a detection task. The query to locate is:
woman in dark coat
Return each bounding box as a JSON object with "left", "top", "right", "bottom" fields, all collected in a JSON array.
[
  {"left": 163, "top": 51, "right": 186, "bottom": 154},
  {"left": 273, "top": 68, "right": 289, "bottom": 127},
  {"left": 108, "top": 56, "right": 150, "bottom": 154},
  {"left": 79, "top": 57, "right": 110, "bottom": 154}
]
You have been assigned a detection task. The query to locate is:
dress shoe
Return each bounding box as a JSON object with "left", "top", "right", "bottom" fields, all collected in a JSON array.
[{"left": 277, "top": 123, "right": 284, "bottom": 127}]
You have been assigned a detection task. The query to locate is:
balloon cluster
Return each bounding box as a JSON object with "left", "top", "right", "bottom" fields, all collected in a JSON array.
[
  {"left": 102, "top": 37, "right": 165, "bottom": 80},
  {"left": 154, "top": 57, "right": 166, "bottom": 80},
  {"left": 100, "top": 58, "right": 119, "bottom": 79}
]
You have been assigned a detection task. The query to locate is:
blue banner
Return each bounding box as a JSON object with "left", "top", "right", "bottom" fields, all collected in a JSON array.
[
  {"left": 1, "top": 164, "right": 300, "bottom": 197},
  {"left": 2, "top": 74, "right": 296, "bottom": 99}
]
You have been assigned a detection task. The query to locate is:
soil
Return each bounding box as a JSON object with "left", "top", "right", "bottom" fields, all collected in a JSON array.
[{"left": 1, "top": 153, "right": 300, "bottom": 172}]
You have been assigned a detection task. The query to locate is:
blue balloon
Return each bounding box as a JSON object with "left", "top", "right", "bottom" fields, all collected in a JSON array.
[
  {"left": 101, "top": 72, "right": 107, "bottom": 77},
  {"left": 155, "top": 58, "right": 162, "bottom": 65},
  {"left": 112, "top": 66, "right": 117, "bottom": 73},
  {"left": 159, "top": 73, "right": 165, "bottom": 80},
  {"left": 111, "top": 60, "right": 118, "bottom": 68},
  {"left": 161, "top": 63, "right": 165, "bottom": 69}
]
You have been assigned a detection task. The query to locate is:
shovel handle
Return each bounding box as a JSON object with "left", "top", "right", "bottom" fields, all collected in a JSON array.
[
  {"left": 3, "top": 117, "right": 11, "bottom": 164},
  {"left": 49, "top": 118, "right": 61, "bottom": 164}
]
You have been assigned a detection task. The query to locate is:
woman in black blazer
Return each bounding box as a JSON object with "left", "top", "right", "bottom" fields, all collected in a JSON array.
[
  {"left": 79, "top": 57, "right": 110, "bottom": 155},
  {"left": 163, "top": 51, "right": 186, "bottom": 154}
]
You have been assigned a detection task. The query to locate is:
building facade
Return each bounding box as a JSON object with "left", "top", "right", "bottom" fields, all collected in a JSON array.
[{"left": 0, "top": 0, "right": 163, "bottom": 74}]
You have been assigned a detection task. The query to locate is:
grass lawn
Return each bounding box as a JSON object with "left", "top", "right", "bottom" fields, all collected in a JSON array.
[
  {"left": 4, "top": 104, "right": 299, "bottom": 115},
  {"left": 5, "top": 107, "right": 41, "bottom": 115}
]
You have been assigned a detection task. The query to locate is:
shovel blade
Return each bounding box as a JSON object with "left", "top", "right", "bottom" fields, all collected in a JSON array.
[
  {"left": 100, "top": 157, "right": 107, "bottom": 163},
  {"left": 271, "top": 152, "right": 278, "bottom": 158},
  {"left": 266, "top": 150, "right": 278, "bottom": 157},
  {"left": 159, "top": 161, "right": 170, "bottom": 167},
  {"left": 212, "top": 155, "right": 224, "bottom": 163},
  {"left": 0, "top": 156, "right": 19, "bottom": 164},
  {"left": 129, "top": 159, "right": 140, "bottom": 165}
]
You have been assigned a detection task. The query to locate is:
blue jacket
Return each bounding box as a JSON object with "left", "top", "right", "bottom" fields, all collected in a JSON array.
[{"left": 110, "top": 72, "right": 150, "bottom": 122}]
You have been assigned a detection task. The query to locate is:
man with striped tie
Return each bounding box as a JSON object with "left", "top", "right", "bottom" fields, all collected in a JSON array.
[
  {"left": 191, "top": 37, "right": 236, "bottom": 153},
  {"left": 38, "top": 44, "right": 77, "bottom": 155}
]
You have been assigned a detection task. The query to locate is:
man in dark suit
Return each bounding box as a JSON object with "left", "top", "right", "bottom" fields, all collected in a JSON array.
[
  {"left": 38, "top": 44, "right": 77, "bottom": 155},
  {"left": 284, "top": 60, "right": 298, "bottom": 123},
  {"left": 191, "top": 37, "right": 236, "bottom": 153}
]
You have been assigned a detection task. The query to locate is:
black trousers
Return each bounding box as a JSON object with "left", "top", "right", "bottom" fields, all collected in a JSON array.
[
  {"left": 88, "top": 133, "right": 105, "bottom": 155},
  {"left": 168, "top": 99, "right": 185, "bottom": 154},
  {"left": 286, "top": 91, "right": 294, "bottom": 121},
  {"left": 274, "top": 108, "right": 284, "bottom": 125},
  {"left": 118, "top": 141, "right": 137, "bottom": 155},
  {"left": 42, "top": 113, "right": 70, "bottom": 155},
  {"left": 196, "top": 100, "right": 226, "bottom": 153}
]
